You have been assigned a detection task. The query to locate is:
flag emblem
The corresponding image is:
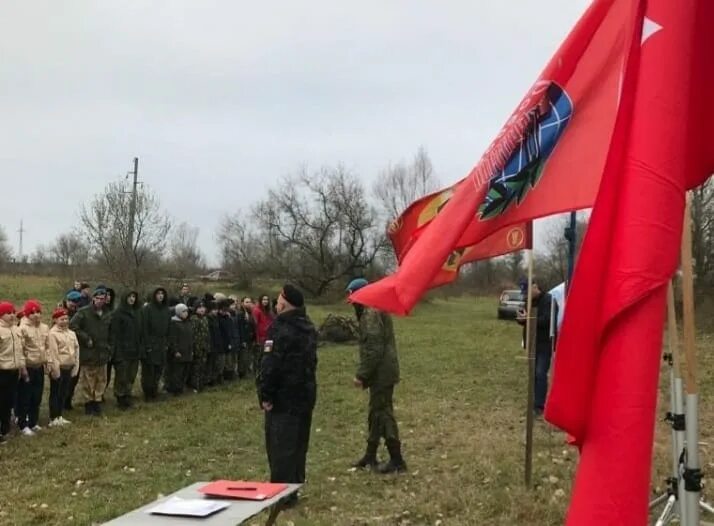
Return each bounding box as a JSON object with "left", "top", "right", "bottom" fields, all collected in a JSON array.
[{"left": 478, "top": 82, "right": 573, "bottom": 220}]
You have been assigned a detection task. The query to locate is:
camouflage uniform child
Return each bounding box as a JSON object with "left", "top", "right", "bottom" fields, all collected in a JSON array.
[
  {"left": 189, "top": 301, "right": 210, "bottom": 392},
  {"left": 347, "top": 278, "right": 407, "bottom": 474}
]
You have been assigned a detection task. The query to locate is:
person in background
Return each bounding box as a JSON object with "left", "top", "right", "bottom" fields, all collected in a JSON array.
[
  {"left": 166, "top": 304, "right": 193, "bottom": 395},
  {"left": 217, "top": 299, "right": 235, "bottom": 382},
  {"left": 77, "top": 283, "right": 91, "bottom": 309},
  {"left": 47, "top": 308, "right": 79, "bottom": 427},
  {"left": 189, "top": 300, "right": 210, "bottom": 393},
  {"left": 516, "top": 278, "right": 557, "bottom": 417},
  {"left": 141, "top": 287, "right": 170, "bottom": 402},
  {"left": 70, "top": 288, "right": 113, "bottom": 416},
  {"left": 62, "top": 291, "right": 83, "bottom": 411},
  {"left": 258, "top": 285, "right": 318, "bottom": 507},
  {"left": 238, "top": 297, "right": 257, "bottom": 377},
  {"left": 0, "top": 302, "right": 26, "bottom": 443},
  {"left": 224, "top": 296, "right": 240, "bottom": 381},
  {"left": 110, "top": 291, "right": 142, "bottom": 410},
  {"left": 175, "top": 283, "right": 196, "bottom": 309},
  {"left": 254, "top": 295, "right": 274, "bottom": 338},
  {"left": 103, "top": 286, "right": 117, "bottom": 394},
  {"left": 347, "top": 278, "right": 407, "bottom": 474},
  {"left": 17, "top": 300, "right": 49, "bottom": 436},
  {"left": 205, "top": 301, "right": 224, "bottom": 387}
]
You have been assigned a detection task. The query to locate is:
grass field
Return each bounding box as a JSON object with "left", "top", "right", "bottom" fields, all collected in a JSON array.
[{"left": 0, "top": 275, "right": 712, "bottom": 525}]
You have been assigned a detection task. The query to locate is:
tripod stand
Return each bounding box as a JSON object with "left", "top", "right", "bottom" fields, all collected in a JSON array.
[{"left": 649, "top": 281, "right": 714, "bottom": 525}]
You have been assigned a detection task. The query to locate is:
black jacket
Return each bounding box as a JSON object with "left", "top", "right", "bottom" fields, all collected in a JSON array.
[
  {"left": 207, "top": 313, "right": 223, "bottom": 354},
  {"left": 258, "top": 308, "right": 318, "bottom": 414},
  {"left": 519, "top": 292, "right": 557, "bottom": 353},
  {"left": 236, "top": 308, "right": 256, "bottom": 348},
  {"left": 110, "top": 291, "right": 142, "bottom": 362},
  {"left": 141, "top": 287, "right": 171, "bottom": 365},
  {"left": 217, "top": 312, "right": 234, "bottom": 354},
  {"left": 168, "top": 316, "right": 194, "bottom": 363}
]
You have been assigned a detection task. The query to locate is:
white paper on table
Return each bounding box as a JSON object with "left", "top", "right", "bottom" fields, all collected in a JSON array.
[{"left": 147, "top": 496, "right": 230, "bottom": 517}]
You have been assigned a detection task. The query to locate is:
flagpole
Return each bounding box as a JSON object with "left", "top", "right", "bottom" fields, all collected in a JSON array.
[
  {"left": 680, "top": 192, "right": 702, "bottom": 525},
  {"left": 524, "top": 248, "right": 536, "bottom": 488}
]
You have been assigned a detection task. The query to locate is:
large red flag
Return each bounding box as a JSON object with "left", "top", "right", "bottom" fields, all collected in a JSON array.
[
  {"left": 389, "top": 184, "right": 532, "bottom": 288},
  {"left": 352, "top": 0, "right": 642, "bottom": 315},
  {"left": 545, "top": 1, "right": 714, "bottom": 524}
]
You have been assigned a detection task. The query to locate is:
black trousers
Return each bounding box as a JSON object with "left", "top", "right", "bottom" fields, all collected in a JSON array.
[
  {"left": 141, "top": 362, "right": 164, "bottom": 398},
  {"left": 0, "top": 370, "right": 19, "bottom": 436},
  {"left": 265, "top": 410, "right": 313, "bottom": 483},
  {"left": 49, "top": 369, "right": 73, "bottom": 420},
  {"left": 65, "top": 366, "right": 80, "bottom": 409},
  {"left": 17, "top": 366, "right": 44, "bottom": 429}
]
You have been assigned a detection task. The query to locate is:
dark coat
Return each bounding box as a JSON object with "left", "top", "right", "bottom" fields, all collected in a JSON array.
[
  {"left": 110, "top": 291, "right": 142, "bottom": 362},
  {"left": 207, "top": 313, "right": 223, "bottom": 354},
  {"left": 141, "top": 287, "right": 171, "bottom": 365},
  {"left": 168, "top": 316, "right": 194, "bottom": 363},
  {"left": 70, "top": 305, "right": 113, "bottom": 367},
  {"left": 258, "top": 307, "right": 318, "bottom": 414},
  {"left": 217, "top": 312, "right": 234, "bottom": 354}
]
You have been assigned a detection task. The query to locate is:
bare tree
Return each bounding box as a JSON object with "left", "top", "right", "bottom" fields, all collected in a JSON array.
[
  {"left": 251, "top": 165, "right": 385, "bottom": 296},
  {"left": 540, "top": 216, "right": 588, "bottom": 286},
  {"left": 80, "top": 180, "right": 171, "bottom": 288},
  {"left": 373, "top": 146, "right": 440, "bottom": 223},
  {"left": 692, "top": 179, "right": 714, "bottom": 283},
  {"left": 168, "top": 222, "right": 205, "bottom": 279},
  {"left": 50, "top": 232, "right": 91, "bottom": 267},
  {"left": 218, "top": 212, "right": 265, "bottom": 286},
  {"left": 0, "top": 225, "right": 11, "bottom": 264},
  {"left": 505, "top": 250, "right": 525, "bottom": 283}
]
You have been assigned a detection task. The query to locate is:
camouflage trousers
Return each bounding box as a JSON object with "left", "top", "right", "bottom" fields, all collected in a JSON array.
[
  {"left": 189, "top": 349, "right": 208, "bottom": 391},
  {"left": 367, "top": 385, "right": 400, "bottom": 445},
  {"left": 80, "top": 365, "right": 108, "bottom": 403}
]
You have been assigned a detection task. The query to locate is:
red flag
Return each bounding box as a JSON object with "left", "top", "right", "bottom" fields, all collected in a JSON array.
[
  {"left": 545, "top": 1, "right": 714, "bottom": 524},
  {"left": 389, "top": 184, "right": 532, "bottom": 288},
  {"left": 352, "top": 0, "right": 642, "bottom": 315}
]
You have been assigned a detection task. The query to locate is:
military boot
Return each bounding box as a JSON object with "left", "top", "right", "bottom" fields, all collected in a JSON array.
[
  {"left": 84, "top": 403, "right": 93, "bottom": 416},
  {"left": 377, "top": 439, "right": 407, "bottom": 474},
  {"left": 352, "top": 441, "right": 379, "bottom": 469}
]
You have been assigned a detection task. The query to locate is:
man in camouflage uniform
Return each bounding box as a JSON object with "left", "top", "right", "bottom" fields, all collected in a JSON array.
[
  {"left": 347, "top": 278, "right": 407, "bottom": 474},
  {"left": 189, "top": 301, "right": 210, "bottom": 392}
]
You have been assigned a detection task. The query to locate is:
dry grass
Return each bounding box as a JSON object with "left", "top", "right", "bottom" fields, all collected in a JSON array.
[{"left": 0, "top": 275, "right": 711, "bottom": 525}]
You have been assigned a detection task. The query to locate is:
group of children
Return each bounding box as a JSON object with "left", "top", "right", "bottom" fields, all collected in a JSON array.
[{"left": 0, "top": 283, "right": 276, "bottom": 443}]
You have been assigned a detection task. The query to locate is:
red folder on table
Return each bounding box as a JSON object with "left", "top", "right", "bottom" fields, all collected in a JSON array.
[{"left": 198, "top": 480, "right": 288, "bottom": 501}]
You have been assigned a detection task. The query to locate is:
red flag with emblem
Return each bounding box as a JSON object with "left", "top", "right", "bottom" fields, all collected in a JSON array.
[
  {"left": 544, "top": 1, "right": 714, "bottom": 524},
  {"left": 389, "top": 183, "right": 532, "bottom": 288},
  {"left": 351, "top": 0, "right": 643, "bottom": 315}
]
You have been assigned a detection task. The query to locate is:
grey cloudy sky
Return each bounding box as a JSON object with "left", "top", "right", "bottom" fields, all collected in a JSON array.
[{"left": 1, "top": 0, "right": 590, "bottom": 265}]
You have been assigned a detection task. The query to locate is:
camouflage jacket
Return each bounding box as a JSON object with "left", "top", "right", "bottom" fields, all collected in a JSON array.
[
  {"left": 356, "top": 307, "right": 400, "bottom": 389},
  {"left": 191, "top": 315, "right": 210, "bottom": 358}
]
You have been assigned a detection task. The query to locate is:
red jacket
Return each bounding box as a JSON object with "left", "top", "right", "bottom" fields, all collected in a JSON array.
[{"left": 253, "top": 307, "right": 274, "bottom": 345}]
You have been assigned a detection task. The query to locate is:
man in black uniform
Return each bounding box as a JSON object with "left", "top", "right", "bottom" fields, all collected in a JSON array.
[
  {"left": 257, "top": 284, "right": 317, "bottom": 507},
  {"left": 516, "top": 278, "right": 557, "bottom": 416}
]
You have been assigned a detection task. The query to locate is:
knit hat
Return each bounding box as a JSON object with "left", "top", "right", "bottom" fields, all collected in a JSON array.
[
  {"left": 52, "top": 308, "right": 68, "bottom": 320},
  {"left": 23, "top": 300, "right": 42, "bottom": 315},
  {"left": 66, "top": 291, "right": 82, "bottom": 302},
  {"left": 174, "top": 303, "right": 189, "bottom": 317},
  {"left": 214, "top": 292, "right": 227, "bottom": 302},
  {"left": 93, "top": 287, "right": 107, "bottom": 297},
  {"left": 346, "top": 278, "right": 369, "bottom": 293},
  {"left": 0, "top": 302, "right": 16, "bottom": 316},
  {"left": 281, "top": 284, "right": 304, "bottom": 308}
]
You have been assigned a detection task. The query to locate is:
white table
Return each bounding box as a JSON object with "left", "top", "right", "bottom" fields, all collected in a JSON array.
[{"left": 102, "top": 482, "right": 302, "bottom": 526}]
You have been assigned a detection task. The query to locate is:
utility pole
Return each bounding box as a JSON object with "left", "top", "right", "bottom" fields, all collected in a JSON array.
[
  {"left": 564, "top": 211, "right": 577, "bottom": 294},
  {"left": 17, "top": 219, "right": 25, "bottom": 262},
  {"left": 127, "top": 157, "right": 139, "bottom": 258}
]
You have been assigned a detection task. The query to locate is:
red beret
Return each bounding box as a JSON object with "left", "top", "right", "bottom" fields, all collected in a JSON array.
[
  {"left": 23, "top": 300, "right": 42, "bottom": 315},
  {"left": 52, "top": 308, "right": 68, "bottom": 320},
  {"left": 0, "top": 302, "right": 16, "bottom": 317}
]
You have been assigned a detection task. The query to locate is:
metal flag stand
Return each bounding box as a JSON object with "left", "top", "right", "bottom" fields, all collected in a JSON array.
[{"left": 649, "top": 194, "right": 714, "bottom": 525}]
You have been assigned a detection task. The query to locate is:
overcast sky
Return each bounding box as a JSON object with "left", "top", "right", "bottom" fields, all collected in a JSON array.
[{"left": 1, "top": 0, "right": 590, "bottom": 265}]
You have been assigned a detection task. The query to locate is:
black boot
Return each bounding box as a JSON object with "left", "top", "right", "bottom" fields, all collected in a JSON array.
[
  {"left": 117, "top": 397, "right": 129, "bottom": 410},
  {"left": 92, "top": 401, "right": 102, "bottom": 416},
  {"left": 84, "top": 403, "right": 93, "bottom": 416},
  {"left": 352, "top": 441, "right": 379, "bottom": 469},
  {"left": 377, "top": 440, "right": 407, "bottom": 474}
]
